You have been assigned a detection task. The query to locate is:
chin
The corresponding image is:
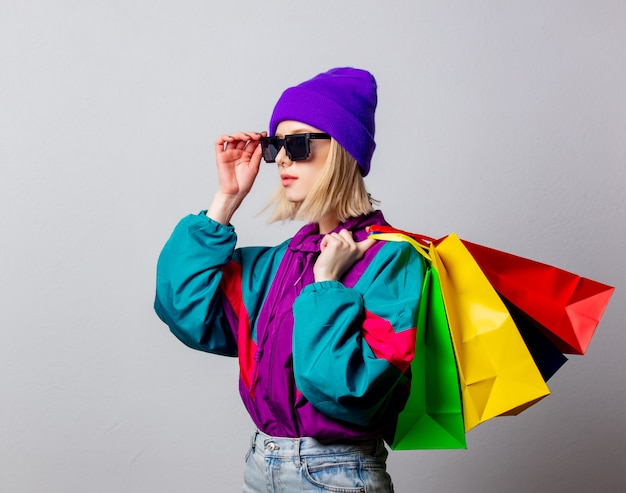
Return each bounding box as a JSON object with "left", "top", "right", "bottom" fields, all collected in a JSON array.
[{"left": 284, "top": 193, "right": 305, "bottom": 203}]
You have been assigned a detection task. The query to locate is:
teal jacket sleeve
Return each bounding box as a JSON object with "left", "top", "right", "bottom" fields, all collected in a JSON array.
[
  {"left": 292, "top": 241, "right": 424, "bottom": 427},
  {"left": 154, "top": 213, "right": 239, "bottom": 356},
  {"left": 154, "top": 213, "right": 286, "bottom": 357}
]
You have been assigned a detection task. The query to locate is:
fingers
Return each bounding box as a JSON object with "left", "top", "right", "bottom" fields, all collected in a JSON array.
[
  {"left": 215, "top": 131, "right": 267, "bottom": 154},
  {"left": 315, "top": 230, "right": 373, "bottom": 282},
  {"left": 320, "top": 230, "right": 353, "bottom": 253},
  {"left": 320, "top": 230, "right": 374, "bottom": 259},
  {"left": 356, "top": 237, "right": 377, "bottom": 257}
]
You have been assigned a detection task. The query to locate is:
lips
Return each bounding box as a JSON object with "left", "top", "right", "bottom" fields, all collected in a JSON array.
[{"left": 280, "top": 174, "right": 297, "bottom": 186}]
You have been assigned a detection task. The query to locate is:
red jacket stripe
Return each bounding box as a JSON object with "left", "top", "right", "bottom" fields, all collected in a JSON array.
[
  {"left": 220, "top": 260, "right": 257, "bottom": 391},
  {"left": 362, "top": 310, "right": 416, "bottom": 372}
]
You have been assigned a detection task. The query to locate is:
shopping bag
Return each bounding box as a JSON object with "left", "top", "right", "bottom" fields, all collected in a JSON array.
[
  {"left": 391, "top": 260, "right": 466, "bottom": 450},
  {"left": 462, "top": 240, "right": 615, "bottom": 355},
  {"left": 369, "top": 225, "right": 614, "bottom": 437},
  {"left": 429, "top": 234, "right": 550, "bottom": 431},
  {"left": 503, "top": 299, "right": 568, "bottom": 382},
  {"left": 369, "top": 228, "right": 551, "bottom": 432}
]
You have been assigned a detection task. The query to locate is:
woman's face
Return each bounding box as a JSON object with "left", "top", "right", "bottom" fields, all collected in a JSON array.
[{"left": 274, "top": 120, "right": 331, "bottom": 203}]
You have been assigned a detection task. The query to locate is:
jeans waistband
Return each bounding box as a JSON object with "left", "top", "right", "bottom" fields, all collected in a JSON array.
[{"left": 250, "top": 429, "right": 384, "bottom": 459}]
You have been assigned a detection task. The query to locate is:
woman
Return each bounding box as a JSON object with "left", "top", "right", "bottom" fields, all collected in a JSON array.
[{"left": 155, "top": 67, "right": 424, "bottom": 492}]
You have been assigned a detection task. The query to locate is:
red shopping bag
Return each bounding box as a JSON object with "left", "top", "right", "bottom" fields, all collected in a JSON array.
[{"left": 463, "top": 241, "right": 615, "bottom": 355}]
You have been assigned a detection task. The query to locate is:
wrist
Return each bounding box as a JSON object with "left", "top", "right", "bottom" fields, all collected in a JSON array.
[
  {"left": 313, "top": 267, "right": 339, "bottom": 283},
  {"left": 206, "top": 191, "right": 245, "bottom": 225}
]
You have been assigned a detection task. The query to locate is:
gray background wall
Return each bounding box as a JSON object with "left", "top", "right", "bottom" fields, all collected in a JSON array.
[{"left": 2, "top": 1, "right": 625, "bottom": 492}]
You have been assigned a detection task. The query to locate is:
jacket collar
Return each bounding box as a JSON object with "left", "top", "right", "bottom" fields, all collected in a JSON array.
[{"left": 288, "top": 210, "right": 387, "bottom": 253}]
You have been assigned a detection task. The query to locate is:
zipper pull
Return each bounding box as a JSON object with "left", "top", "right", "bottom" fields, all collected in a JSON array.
[
  {"left": 250, "top": 347, "right": 263, "bottom": 398},
  {"left": 254, "top": 347, "right": 263, "bottom": 361}
]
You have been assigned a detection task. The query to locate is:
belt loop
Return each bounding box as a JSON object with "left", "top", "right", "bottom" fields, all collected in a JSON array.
[
  {"left": 251, "top": 430, "right": 259, "bottom": 452},
  {"left": 294, "top": 438, "right": 301, "bottom": 467}
]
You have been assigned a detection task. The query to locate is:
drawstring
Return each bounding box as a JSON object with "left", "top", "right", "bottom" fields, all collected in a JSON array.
[{"left": 293, "top": 254, "right": 317, "bottom": 287}]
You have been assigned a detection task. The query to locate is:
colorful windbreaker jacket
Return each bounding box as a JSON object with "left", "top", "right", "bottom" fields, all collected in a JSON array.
[{"left": 154, "top": 210, "right": 424, "bottom": 443}]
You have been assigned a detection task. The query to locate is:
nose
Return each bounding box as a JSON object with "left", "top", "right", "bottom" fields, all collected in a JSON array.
[{"left": 275, "top": 146, "right": 293, "bottom": 168}]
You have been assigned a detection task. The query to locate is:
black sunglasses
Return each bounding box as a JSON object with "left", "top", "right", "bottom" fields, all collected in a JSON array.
[{"left": 261, "top": 133, "right": 331, "bottom": 163}]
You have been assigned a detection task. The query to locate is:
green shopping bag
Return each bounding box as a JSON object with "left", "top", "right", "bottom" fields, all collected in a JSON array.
[{"left": 391, "top": 261, "right": 466, "bottom": 450}]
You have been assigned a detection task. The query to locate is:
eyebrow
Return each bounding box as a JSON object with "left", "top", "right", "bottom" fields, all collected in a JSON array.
[{"left": 276, "top": 129, "right": 315, "bottom": 137}]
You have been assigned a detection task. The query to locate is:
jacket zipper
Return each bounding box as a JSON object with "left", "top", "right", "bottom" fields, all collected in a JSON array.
[{"left": 249, "top": 253, "right": 301, "bottom": 399}]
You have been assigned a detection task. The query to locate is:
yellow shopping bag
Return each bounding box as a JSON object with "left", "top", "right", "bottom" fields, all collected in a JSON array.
[{"left": 431, "top": 233, "right": 550, "bottom": 431}]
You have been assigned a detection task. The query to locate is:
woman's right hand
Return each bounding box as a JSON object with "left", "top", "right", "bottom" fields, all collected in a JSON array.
[
  {"left": 215, "top": 131, "right": 266, "bottom": 197},
  {"left": 207, "top": 131, "right": 266, "bottom": 224}
]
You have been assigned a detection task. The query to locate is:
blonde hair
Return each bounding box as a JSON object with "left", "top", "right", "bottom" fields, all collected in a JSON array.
[{"left": 266, "top": 139, "right": 375, "bottom": 224}]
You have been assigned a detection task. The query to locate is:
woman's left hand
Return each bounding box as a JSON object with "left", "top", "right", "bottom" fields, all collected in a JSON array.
[{"left": 313, "top": 230, "right": 376, "bottom": 282}]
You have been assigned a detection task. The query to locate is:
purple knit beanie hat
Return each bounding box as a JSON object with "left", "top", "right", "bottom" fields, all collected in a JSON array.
[{"left": 269, "top": 67, "right": 377, "bottom": 176}]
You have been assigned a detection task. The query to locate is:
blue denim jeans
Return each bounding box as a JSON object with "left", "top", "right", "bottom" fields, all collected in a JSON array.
[{"left": 242, "top": 430, "right": 394, "bottom": 493}]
